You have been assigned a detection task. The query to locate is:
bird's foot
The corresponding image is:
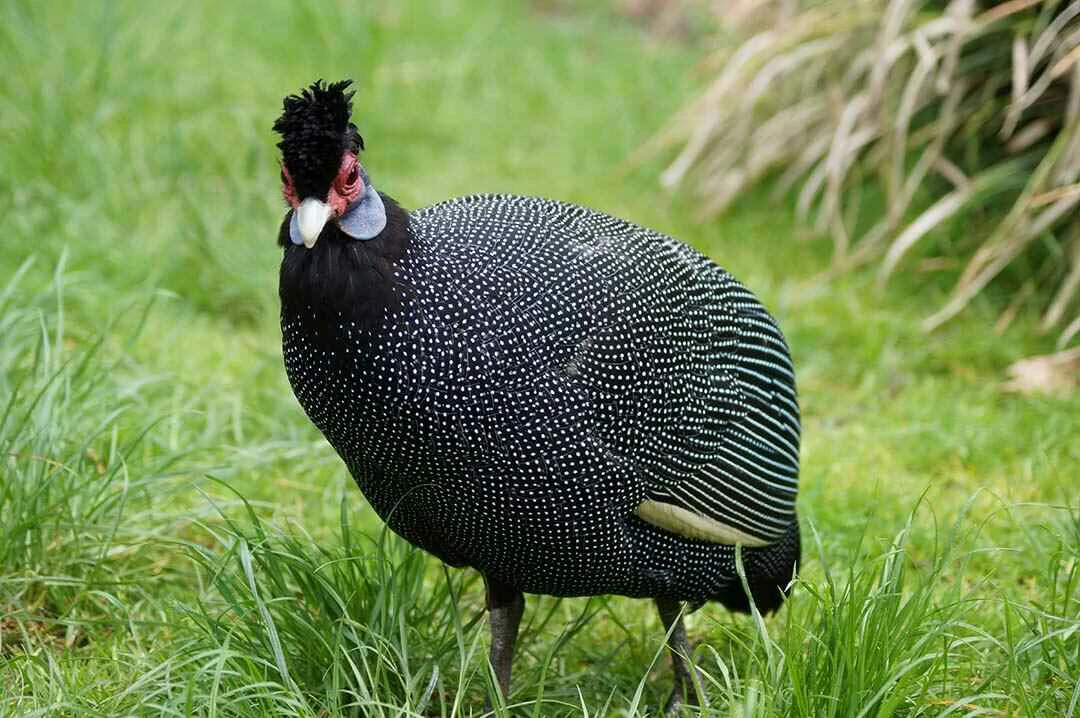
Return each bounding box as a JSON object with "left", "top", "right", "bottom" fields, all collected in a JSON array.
[
  {"left": 664, "top": 692, "right": 687, "bottom": 716},
  {"left": 483, "top": 578, "right": 524, "bottom": 716},
  {"left": 664, "top": 676, "right": 709, "bottom": 716},
  {"left": 656, "top": 598, "right": 709, "bottom": 715}
]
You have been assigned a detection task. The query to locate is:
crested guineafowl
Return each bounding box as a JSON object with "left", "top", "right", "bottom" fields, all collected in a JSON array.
[{"left": 274, "top": 80, "right": 800, "bottom": 710}]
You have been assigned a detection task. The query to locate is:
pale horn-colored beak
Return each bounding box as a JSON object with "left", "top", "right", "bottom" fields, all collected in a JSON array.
[{"left": 296, "top": 197, "right": 333, "bottom": 248}]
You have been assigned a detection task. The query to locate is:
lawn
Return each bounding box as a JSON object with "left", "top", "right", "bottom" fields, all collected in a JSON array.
[{"left": 1, "top": 1, "right": 1077, "bottom": 716}]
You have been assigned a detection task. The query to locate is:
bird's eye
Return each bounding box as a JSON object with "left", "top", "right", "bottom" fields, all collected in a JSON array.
[{"left": 346, "top": 164, "right": 359, "bottom": 186}]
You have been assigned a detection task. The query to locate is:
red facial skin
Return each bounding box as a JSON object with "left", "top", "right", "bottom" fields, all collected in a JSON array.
[
  {"left": 280, "top": 164, "right": 300, "bottom": 208},
  {"left": 280, "top": 153, "right": 363, "bottom": 215}
]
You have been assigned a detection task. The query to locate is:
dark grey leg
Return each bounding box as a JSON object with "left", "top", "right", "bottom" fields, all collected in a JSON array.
[
  {"left": 656, "top": 597, "right": 707, "bottom": 714},
  {"left": 485, "top": 577, "right": 525, "bottom": 705}
]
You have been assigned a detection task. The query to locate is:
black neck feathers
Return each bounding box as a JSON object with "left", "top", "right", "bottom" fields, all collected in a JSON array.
[{"left": 278, "top": 193, "right": 412, "bottom": 334}]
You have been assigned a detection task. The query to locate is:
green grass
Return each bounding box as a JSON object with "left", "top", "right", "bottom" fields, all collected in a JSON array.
[{"left": 1, "top": 1, "right": 1077, "bottom": 715}]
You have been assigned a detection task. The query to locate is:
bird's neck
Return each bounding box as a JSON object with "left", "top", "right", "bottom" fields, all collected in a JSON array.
[{"left": 278, "top": 193, "right": 412, "bottom": 334}]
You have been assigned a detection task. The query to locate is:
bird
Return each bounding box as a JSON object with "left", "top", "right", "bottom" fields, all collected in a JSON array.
[{"left": 273, "top": 79, "right": 801, "bottom": 712}]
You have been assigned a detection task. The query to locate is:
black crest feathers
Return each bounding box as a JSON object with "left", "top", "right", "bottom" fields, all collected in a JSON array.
[{"left": 273, "top": 79, "right": 365, "bottom": 199}]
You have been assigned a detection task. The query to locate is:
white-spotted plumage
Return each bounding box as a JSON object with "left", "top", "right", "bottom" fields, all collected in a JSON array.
[{"left": 282, "top": 194, "right": 800, "bottom": 603}]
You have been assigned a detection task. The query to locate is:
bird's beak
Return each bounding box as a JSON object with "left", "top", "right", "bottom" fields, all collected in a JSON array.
[{"left": 296, "top": 197, "right": 333, "bottom": 248}]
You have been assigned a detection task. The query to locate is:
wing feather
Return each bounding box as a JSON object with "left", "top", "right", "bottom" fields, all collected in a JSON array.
[{"left": 632, "top": 258, "right": 800, "bottom": 545}]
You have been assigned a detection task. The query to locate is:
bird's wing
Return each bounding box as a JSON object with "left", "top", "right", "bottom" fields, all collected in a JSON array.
[
  {"left": 528, "top": 203, "right": 801, "bottom": 548},
  {"left": 629, "top": 268, "right": 801, "bottom": 547}
]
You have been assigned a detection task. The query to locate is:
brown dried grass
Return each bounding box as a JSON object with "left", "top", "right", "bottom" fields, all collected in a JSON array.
[{"left": 652, "top": 0, "right": 1080, "bottom": 347}]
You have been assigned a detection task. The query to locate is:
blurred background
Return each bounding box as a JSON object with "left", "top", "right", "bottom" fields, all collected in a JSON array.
[{"left": 1, "top": 1, "right": 1077, "bottom": 715}]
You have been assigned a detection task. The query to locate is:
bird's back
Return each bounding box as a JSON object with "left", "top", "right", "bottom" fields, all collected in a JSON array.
[{"left": 282, "top": 194, "right": 800, "bottom": 604}]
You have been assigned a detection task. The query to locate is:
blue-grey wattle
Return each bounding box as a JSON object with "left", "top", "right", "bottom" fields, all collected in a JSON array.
[
  {"left": 288, "top": 209, "right": 303, "bottom": 246},
  {"left": 338, "top": 184, "right": 387, "bottom": 240}
]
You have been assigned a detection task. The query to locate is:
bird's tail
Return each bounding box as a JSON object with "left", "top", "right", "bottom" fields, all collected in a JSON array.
[{"left": 714, "top": 516, "right": 800, "bottom": 615}]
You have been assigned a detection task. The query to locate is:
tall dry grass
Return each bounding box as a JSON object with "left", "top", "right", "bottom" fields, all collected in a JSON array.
[{"left": 654, "top": 0, "right": 1080, "bottom": 349}]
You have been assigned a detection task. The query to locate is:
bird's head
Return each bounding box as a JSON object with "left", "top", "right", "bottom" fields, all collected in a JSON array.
[{"left": 273, "top": 79, "right": 386, "bottom": 248}]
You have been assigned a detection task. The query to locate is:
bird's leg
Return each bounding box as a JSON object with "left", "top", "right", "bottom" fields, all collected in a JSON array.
[
  {"left": 656, "top": 597, "right": 707, "bottom": 714},
  {"left": 485, "top": 577, "right": 525, "bottom": 705}
]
